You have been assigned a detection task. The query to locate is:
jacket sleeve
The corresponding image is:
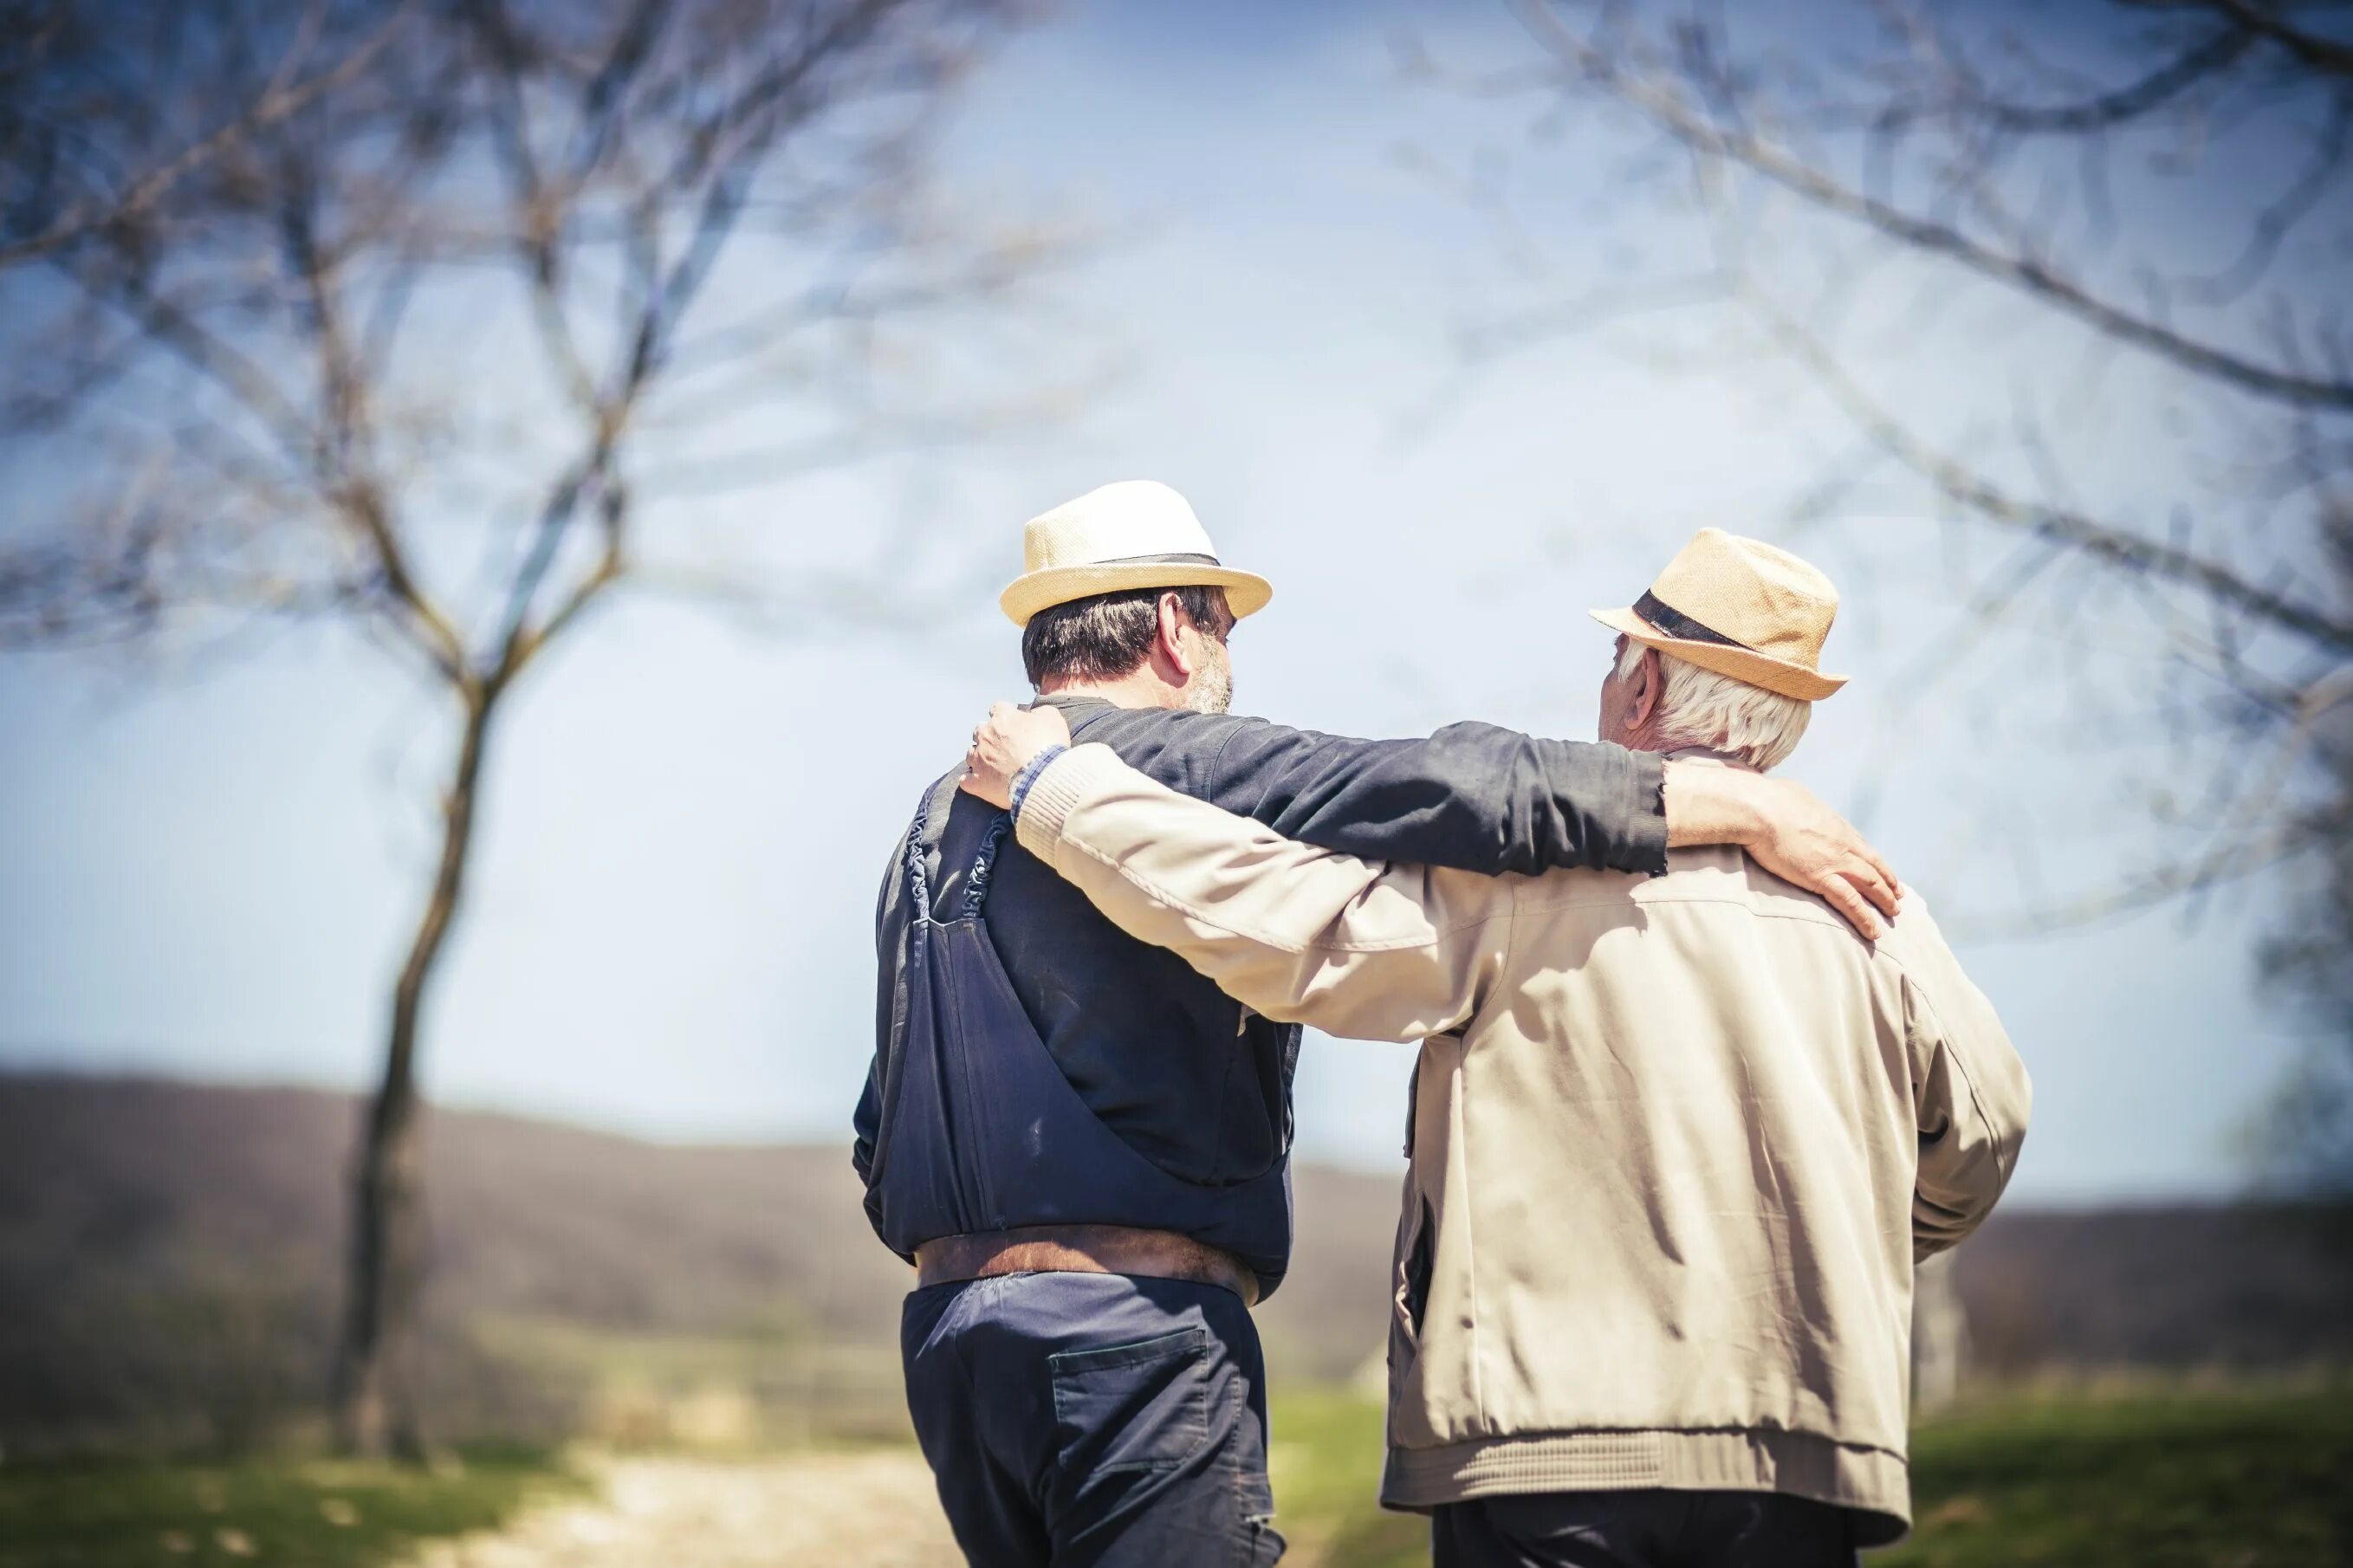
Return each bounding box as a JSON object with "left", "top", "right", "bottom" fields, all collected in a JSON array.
[
  {"left": 1200, "top": 715, "right": 1668, "bottom": 877},
  {"left": 1898, "top": 904, "right": 2033, "bottom": 1261},
  {"left": 1053, "top": 701, "right": 1675, "bottom": 871},
  {"left": 1014, "top": 744, "right": 1517, "bottom": 1043}
]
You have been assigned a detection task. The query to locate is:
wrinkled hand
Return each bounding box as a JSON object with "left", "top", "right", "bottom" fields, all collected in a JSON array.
[
  {"left": 1741, "top": 775, "right": 1901, "bottom": 938},
  {"left": 959, "top": 701, "right": 1072, "bottom": 809}
]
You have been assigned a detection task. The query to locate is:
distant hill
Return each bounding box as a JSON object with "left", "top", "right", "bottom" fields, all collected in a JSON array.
[
  {"left": 2, "top": 1072, "right": 2346, "bottom": 1456},
  {"left": 0, "top": 1072, "right": 1399, "bottom": 1455},
  {"left": 1942, "top": 1202, "right": 2353, "bottom": 1375}
]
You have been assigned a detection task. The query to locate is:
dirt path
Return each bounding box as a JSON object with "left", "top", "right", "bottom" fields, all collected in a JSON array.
[{"left": 404, "top": 1451, "right": 959, "bottom": 1568}]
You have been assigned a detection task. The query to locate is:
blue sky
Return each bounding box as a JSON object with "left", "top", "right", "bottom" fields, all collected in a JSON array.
[{"left": 0, "top": 0, "right": 2317, "bottom": 1202}]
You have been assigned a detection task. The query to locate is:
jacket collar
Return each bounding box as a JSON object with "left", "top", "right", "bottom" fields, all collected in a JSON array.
[
  {"left": 1663, "top": 745, "right": 1758, "bottom": 773},
  {"left": 1035, "top": 692, "right": 1122, "bottom": 731}
]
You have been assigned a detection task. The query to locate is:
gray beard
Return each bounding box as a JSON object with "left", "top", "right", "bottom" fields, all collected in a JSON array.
[{"left": 1183, "top": 653, "right": 1234, "bottom": 715}]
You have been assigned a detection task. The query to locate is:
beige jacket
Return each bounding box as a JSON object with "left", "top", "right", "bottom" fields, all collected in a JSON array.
[{"left": 1014, "top": 744, "right": 2031, "bottom": 1543}]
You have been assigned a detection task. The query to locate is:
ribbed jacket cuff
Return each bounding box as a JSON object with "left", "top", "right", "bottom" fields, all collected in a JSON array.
[
  {"left": 1624, "top": 748, "right": 1671, "bottom": 875},
  {"left": 1014, "top": 742, "right": 1126, "bottom": 861}
]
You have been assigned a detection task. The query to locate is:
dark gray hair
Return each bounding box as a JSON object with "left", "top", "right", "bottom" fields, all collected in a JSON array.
[{"left": 1022, "top": 585, "right": 1232, "bottom": 687}]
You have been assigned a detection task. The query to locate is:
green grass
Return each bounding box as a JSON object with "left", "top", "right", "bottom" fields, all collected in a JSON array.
[
  {"left": 1268, "top": 1381, "right": 2353, "bottom": 1568},
  {"left": 10, "top": 1383, "right": 2346, "bottom": 1567},
  {"left": 0, "top": 1448, "right": 587, "bottom": 1568},
  {"left": 1269, "top": 1388, "right": 1426, "bottom": 1568},
  {"left": 1883, "top": 1382, "right": 2353, "bottom": 1567}
]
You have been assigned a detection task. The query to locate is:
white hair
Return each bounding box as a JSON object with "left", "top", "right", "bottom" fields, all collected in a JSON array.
[{"left": 1617, "top": 640, "right": 1812, "bottom": 772}]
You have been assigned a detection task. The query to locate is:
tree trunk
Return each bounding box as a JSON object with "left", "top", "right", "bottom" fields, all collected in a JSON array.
[{"left": 332, "top": 692, "right": 496, "bottom": 1460}]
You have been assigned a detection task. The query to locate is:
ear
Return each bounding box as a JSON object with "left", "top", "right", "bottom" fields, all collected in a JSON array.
[
  {"left": 1154, "top": 591, "right": 1196, "bottom": 680},
  {"left": 1628, "top": 645, "right": 1664, "bottom": 728}
]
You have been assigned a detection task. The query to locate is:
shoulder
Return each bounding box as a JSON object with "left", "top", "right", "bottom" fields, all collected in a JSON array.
[
  {"left": 1864, "top": 884, "right": 1961, "bottom": 971},
  {"left": 1724, "top": 857, "right": 1964, "bottom": 984},
  {"left": 1468, "top": 846, "right": 1754, "bottom": 914},
  {"left": 1070, "top": 704, "right": 1276, "bottom": 743},
  {"left": 1604, "top": 847, "right": 1894, "bottom": 951},
  {"left": 1068, "top": 705, "right": 1285, "bottom": 775}
]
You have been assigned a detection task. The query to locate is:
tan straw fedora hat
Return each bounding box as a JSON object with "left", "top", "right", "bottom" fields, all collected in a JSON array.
[
  {"left": 1000, "top": 480, "right": 1274, "bottom": 628},
  {"left": 1589, "top": 528, "right": 1848, "bottom": 701}
]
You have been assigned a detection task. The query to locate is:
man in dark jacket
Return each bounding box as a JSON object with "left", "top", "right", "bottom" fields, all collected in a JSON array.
[{"left": 856, "top": 481, "right": 1898, "bottom": 1568}]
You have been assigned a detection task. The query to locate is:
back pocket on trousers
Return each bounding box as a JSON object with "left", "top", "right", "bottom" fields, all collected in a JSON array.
[{"left": 1048, "top": 1325, "right": 1209, "bottom": 1474}]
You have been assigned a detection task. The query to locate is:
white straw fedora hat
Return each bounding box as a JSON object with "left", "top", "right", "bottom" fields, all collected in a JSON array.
[
  {"left": 1589, "top": 528, "right": 1848, "bottom": 701},
  {"left": 1000, "top": 480, "right": 1274, "bottom": 628}
]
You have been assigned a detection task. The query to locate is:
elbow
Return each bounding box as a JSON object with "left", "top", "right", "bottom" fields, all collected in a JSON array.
[
  {"left": 1246, "top": 997, "right": 1416, "bottom": 1044},
  {"left": 1993, "top": 1069, "right": 2034, "bottom": 1182},
  {"left": 1911, "top": 1184, "right": 1996, "bottom": 1260},
  {"left": 1246, "top": 992, "right": 1448, "bottom": 1046}
]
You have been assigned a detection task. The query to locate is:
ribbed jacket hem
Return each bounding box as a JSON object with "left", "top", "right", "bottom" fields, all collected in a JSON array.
[
  {"left": 1014, "top": 742, "right": 1125, "bottom": 859},
  {"left": 1380, "top": 1429, "right": 1912, "bottom": 1547}
]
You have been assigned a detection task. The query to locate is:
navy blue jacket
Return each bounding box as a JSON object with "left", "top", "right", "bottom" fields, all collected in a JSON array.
[{"left": 856, "top": 697, "right": 1667, "bottom": 1292}]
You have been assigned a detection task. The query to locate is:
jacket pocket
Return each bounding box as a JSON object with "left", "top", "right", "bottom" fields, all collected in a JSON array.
[
  {"left": 1393, "top": 1195, "right": 1436, "bottom": 1354},
  {"left": 1401, "top": 1058, "right": 1421, "bottom": 1158},
  {"left": 1049, "top": 1326, "right": 1210, "bottom": 1475}
]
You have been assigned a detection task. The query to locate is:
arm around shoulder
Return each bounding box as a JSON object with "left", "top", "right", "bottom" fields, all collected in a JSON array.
[
  {"left": 1210, "top": 717, "right": 1669, "bottom": 878},
  {"left": 1015, "top": 743, "right": 1517, "bottom": 1043}
]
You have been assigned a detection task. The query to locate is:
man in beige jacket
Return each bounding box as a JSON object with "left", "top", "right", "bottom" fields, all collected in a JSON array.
[{"left": 959, "top": 530, "right": 2031, "bottom": 1565}]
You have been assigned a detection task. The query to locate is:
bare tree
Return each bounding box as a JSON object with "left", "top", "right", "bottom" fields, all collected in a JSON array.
[
  {"left": 0, "top": 0, "right": 417, "bottom": 267},
  {"left": 1412, "top": 0, "right": 2352, "bottom": 1187},
  {"left": 0, "top": 0, "right": 1046, "bottom": 1455}
]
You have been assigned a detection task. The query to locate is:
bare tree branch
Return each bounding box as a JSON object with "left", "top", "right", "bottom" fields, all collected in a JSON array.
[
  {"left": 1508, "top": 0, "right": 2353, "bottom": 411},
  {"left": 0, "top": 0, "right": 1046, "bottom": 1452},
  {"left": 2195, "top": 0, "right": 2353, "bottom": 81},
  {"left": 0, "top": 1, "right": 415, "bottom": 266},
  {"left": 1442, "top": 0, "right": 2353, "bottom": 1181},
  {"left": 1748, "top": 287, "right": 2353, "bottom": 655},
  {"left": 1965, "top": 25, "right": 2256, "bottom": 133}
]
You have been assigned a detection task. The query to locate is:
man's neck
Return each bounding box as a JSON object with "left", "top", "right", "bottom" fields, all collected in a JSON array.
[
  {"left": 1661, "top": 743, "right": 1757, "bottom": 772},
  {"left": 1036, "top": 672, "right": 1182, "bottom": 710},
  {"left": 1604, "top": 720, "right": 1760, "bottom": 774}
]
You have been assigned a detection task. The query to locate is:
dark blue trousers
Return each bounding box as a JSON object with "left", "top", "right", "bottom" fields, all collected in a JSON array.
[
  {"left": 902, "top": 1272, "right": 1287, "bottom": 1567},
  {"left": 1432, "top": 1490, "right": 1860, "bottom": 1568}
]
